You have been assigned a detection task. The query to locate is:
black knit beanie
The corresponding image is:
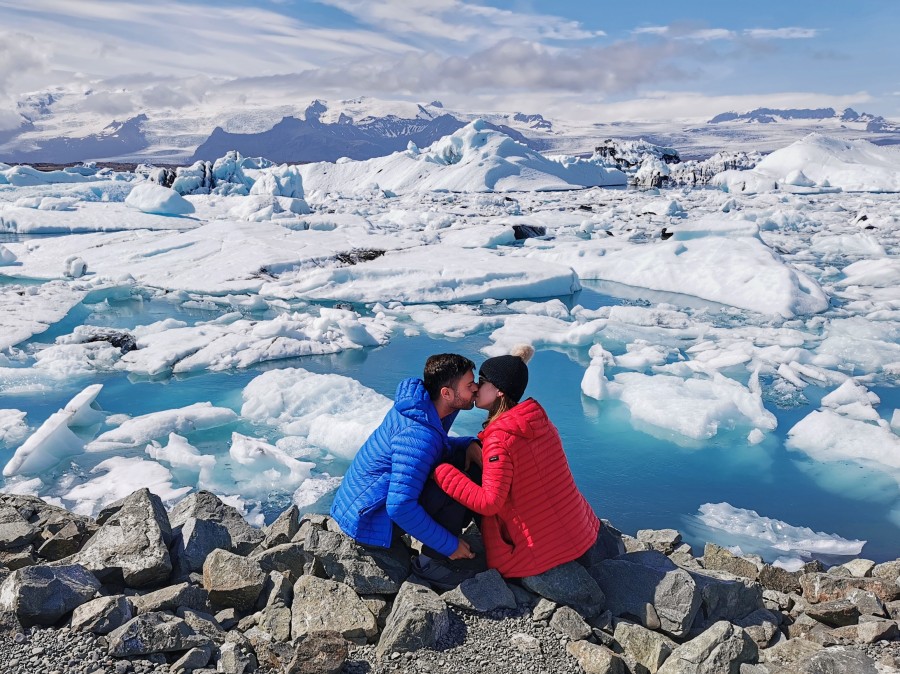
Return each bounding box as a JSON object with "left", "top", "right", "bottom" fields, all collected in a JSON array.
[{"left": 479, "top": 345, "right": 534, "bottom": 403}]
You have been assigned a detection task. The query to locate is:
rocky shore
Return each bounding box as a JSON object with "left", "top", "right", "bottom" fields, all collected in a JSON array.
[{"left": 0, "top": 489, "right": 898, "bottom": 674}]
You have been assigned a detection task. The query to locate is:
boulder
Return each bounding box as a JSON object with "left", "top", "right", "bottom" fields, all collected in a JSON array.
[
  {"left": 38, "top": 520, "right": 88, "bottom": 561},
  {"left": 252, "top": 542, "right": 318, "bottom": 583},
  {"left": 258, "top": 603, "right": 293, "bottom": 642},
  {"left": 376, "top": 580, "right": 450, "bottom": 658},
  {"left": 286, "top": 630, "right": 349, "bottom": 674},
  {"left": 0, "top": 563, "right": 100, "bottom": 626},
  {"left": 845, "top": 588, "right": 886, "bottom": 617},
  {"left": 255, "top": 570, "right": 293, "bottom": 610},
  {"left": 637, "top": 529, "right": 682, "bottom": 555},
  {"left": 839, "top": 559, "right": 875, "bottom": 578},
  {"left": 532, "top": 597, "right": 557, "bottom": 622},
  {"left": 441, "top": 568, "right": 517, "bottom": 612},
  {"left": 71, "top": 595, "right": 134, "bottom": 634},
  {"left": 176, "top": 607, "right": 226, "bottom": 644},
  {"left": 703, "top": 543, "right": 759, "bottom": 580},
  {"left": 72, "top": 488, "right": 172, "bottom": 587},
  {"left": 218, "top": 638, "right": 258, "bottom": 674},
  {"left": 301, "top": 528, "right": 409, "bottom": 595},
  {"left": 798, "top": 646, "right": 878, "bottom": 674},
  {"left": 657, "top": 621, "right": 757, "bottom": 674},
  {"left": 566, "top": 640, "right": 628, "bottom": 674},
  {"left": 170, "top": 517, "right": 232, "bottom": 579},
  {"left": 510, "top": 632, "right": 542, "bottom": 654},
  {"left": 291, "top": 575, "right": 377, "bottom": 644},
  {"left": 734, "top": 608, "right": 781, "bottom": 649},
  {"left": 550, "top": 606, "right": 592, "bottom": 641},
  {"left": 758, "top": 561, "right": 823, "bottom": 595},
  {"left": 171, "top": 644, "right": 212, "bottom": 671},
  {"left": 0, "top": 545, "right": 36, "bottom": 570},
  {"left": 521, "top": 560, "right": 606, "bottom": 618},
  {"left": 107, "top": 611, "right": 210, "bottom": 657},
  {"left": 202, "top": 549, "right": 266, "bottom": 611},
  {"left": 837, "top": 617, "right": 900, "bottom": 644},
  {"left": 132, "top": 582, "right": 211, "bottom": 615},
  {"left": 169, "top": 490, "right": 263, "bottom": 555},
  {"left": 0, "top": 505, "right": 39, "bottom": 551},
  {"left": 262, "top": 506, "right": 300, "bottom": 549},
  {"left": 614, "top": 620, "right": 677, "bottom": 674},
  {"left": 361, "top": 595, "right": 392, "bottom": 629},
  {"left": 689, "top": 568, "right": 764, "bottom": 627},
  {"left": 799, "top": 572, "right": 900, "bottom": 604},
  {"left": 805, "top": 598, "right": 860, "bottom": 627},
  {"left": 590, "top": 551, "right": 700, "bottom": 637},
  {"left": 758, "top": 637, "right": 823, "bottom": 665},
  {"left": 871, "top": 560, "right": 900, "bottom": 583}
]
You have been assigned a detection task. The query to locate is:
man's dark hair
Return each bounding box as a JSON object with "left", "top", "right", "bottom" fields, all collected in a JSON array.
[{"left": 423, "top": 353, "right": 476, "bottom": 400}]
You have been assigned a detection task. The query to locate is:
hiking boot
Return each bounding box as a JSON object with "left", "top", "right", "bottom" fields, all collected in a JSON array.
[{"left": 409, "top": 556, "right": 478, "bottom": 592}]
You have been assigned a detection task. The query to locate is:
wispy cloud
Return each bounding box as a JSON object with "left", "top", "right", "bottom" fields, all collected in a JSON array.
[
  {"left": 744, "top": 27, "right": 820, "bottom": 40},
  {"left": 633, "top": 24, "right": 821, "bottom": 42}
]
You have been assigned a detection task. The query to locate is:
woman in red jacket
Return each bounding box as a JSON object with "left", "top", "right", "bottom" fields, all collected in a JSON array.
[{"left": 434, "top": 346, "right": 622, "bottom": 579}]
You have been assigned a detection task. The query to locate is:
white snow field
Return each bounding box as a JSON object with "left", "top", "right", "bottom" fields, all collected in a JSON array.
[{"left": 1, "top": 123, "right": 899, "bottom": 560}]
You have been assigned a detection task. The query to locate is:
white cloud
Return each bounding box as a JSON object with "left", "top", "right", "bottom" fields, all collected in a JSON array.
[
  {"left": 744, "top": 27, "right": 820, "bottom": 40},
  {"left": 678, "top": 28, "right": 736, "bottom": 42},
  {"left": 633, "top": 26, "right": 670, "bottom": 36}
]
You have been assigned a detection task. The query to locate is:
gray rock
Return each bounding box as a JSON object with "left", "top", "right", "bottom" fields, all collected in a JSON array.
[
  {"left": 532, "top": 597, "right": 557, "bottom": 622},
  {"left": 590, "top": 551, "right": 700, "bottom": 638},
  {"left": 218, "top": 639, "right": 258, "bottom": 674},
  {"left": 510, "top": 631, "right": 542, "bottom": 654},
  {"left": 637, "top": 529, "right": 682, "bottom": 555},
  {"left": 758, "top": 637, "right": 823, "bottom": 665},
  {"left": 0, "top": 544, "right": 36, "bottom": 570},
  {"left": 286, "top": 630, "right": 349, "bottom": 674},
  {"left": 762, "top": 589, "right": 794, "bottom": 613},
  {"left": 261, "top": 506, "right": 300, "bottom": 549},
  {"left": 703, "top": 543, "right": 760, "bottom": 580},
  {"left": 689, "top": 568, "right": 764, "bottom": 627},
  {"left": 176, "top": 607, "right": 226, "bottom": 644},
  {"left": 614, "top": 620, "right": 676, "bottom": 673},
  {"left": 215, "top": 607, "right": 240, "bottom": 629},
  {"left": 441, "top": 568, "right": 517, "bottom": 612},
  {"left": 845, "top": 588, "right": 886, "bottom": 617},
  {"left": 758, "top": 561, "right": 823, "bottom": 595},
  {"left": 550, "top": 606, "right": 592, "bottom": 641},
  {"left": 376, "top": 580, "right": 450, "bottom": 658},
  {"left": 566, "top": 640, "right": 628, "bottom": 674},
  {"left": 255, "top": 570, "right": 293, "bottom": 610},
  {"left": 839, "top": 559, "right": 875, "bottom": 578},
  {"left": 202, "top": 548, "right": 265, "bottom": 611},
  {"left": 257, "top": 604, "right": 292, "bottom": 642},
  {"left": 509, "top": 582, "right": 539, "bottom": 610},
  {"left": 71, "top": 488, "right": 172, "bottom": 588},
  {"left": 132, "top": 582, "right": 210, "bottom": 614},
  {"left": 37, "top": 520, "right": 87, "bottom": 561},
  {"left": 521, "top": 561, "right": 606, "bottom": 618},
  {"left": 170, "top": 517, "right": 232, "bottom": 579},
  {"left": 0, "top": 563, "right": 100, "bottom": 626},
  {"left": 799, "top": 646, "right": 877, "bottom": 674},
  {"left": 886, "top": 599, "right": 900, "bottom": 620},
  {"left": 171, "top": 644, "right": 212, "bottom": 672},
  {"left": 734, "top": 608, "right": 781, "bottom": 649},
  {"left": 251, "top": 542, "right": 318, "bottom": 583},
  {"left": 169, "top": 491, "right": 263, "bottom": 555},
  {"left": 871, "top": 560, "right": 900, "bottom": 583},
  {"left": 301, "top": 528, "right": 409, "bottom": 595},
  {"left": 71, "top": 595, "right": 134, "bottom": 634},
  {"left": 623, "top": 534, "right": 652, "bottom": 553},
  {"left": 107, "top": 611, "right": 210, "bottom": 657},
  {"left": 657, "top": 620, "right": 757, "bottom": 674},
  {"left": 291, "top": 574, "right": 377, "bottom": 643},
  {"left": 854, "top": 618, "right": 899, "bottom": 643},
  {"left": 800, "top": 573, "right": 900, "bottom": 604},
  {"left": 360, "top": 595, "right": 392, "bottom": 629},
  {"left": 0, "top": 505, "right": 39, "bottom": 551},
  {"left": 805, "top": 598, "right": 860, "bottom": 627}
]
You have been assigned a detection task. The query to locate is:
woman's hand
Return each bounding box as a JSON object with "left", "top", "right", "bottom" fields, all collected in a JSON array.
[{"left": 464, "top": 440, "right": 483, "bottom": 470}]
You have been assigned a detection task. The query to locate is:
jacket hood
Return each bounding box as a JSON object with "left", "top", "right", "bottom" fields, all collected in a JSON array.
[
  {"left": 484, "top": 398, "right": 546, "bottom": 439},
  {"left": 393, "top": 377, "right": 444, "bottom": 432}
]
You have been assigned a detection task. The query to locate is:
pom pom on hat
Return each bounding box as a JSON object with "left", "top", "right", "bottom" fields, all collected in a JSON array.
[{"left": 479, "top": 344, "right": 533, "bottom": 403}]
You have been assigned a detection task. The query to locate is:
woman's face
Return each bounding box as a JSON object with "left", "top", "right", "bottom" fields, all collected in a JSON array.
[{"left": 475, "top": 377, "right": 501, "bottom": 410}]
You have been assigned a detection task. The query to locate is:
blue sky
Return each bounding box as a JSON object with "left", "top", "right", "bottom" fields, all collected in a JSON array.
[{"left": 0, "top": 0, "right": 897, "bottom": 125}]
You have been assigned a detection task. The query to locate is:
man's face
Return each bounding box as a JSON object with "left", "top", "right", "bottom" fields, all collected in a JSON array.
[{"left": 445, "top": 370, "right": 478, "bottom": 411}]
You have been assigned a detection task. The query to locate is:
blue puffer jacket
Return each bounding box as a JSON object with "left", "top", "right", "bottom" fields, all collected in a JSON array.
[{"left": 331, "top": 377, "right": 473, "bottom": 557}]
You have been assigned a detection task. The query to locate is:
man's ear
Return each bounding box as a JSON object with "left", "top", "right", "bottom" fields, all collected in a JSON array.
[{"left": 440, "top": 386, "right": 453, "bottom": 402}]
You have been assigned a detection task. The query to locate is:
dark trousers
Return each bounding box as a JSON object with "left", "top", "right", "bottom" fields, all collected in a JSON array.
[{"left": 419, "top": 453, "right": 482, "bottom": 559}]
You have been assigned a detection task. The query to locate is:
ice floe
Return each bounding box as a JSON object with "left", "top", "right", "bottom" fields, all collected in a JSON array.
[{"left": 125, "top": 182, "right": 196, "bottom": 216}]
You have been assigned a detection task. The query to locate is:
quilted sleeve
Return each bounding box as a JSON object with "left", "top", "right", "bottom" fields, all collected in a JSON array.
[
  {"left": 384, "top": 427, "right": 458, "bottom": 558},
  {"left": 434, "top": 439, "right": 512, "bottom": 516}
]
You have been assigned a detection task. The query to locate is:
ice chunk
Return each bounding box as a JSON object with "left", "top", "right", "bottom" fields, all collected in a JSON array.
[
  {"left": 581, "top": 344, "right": 613, "bottom": 400},
  {"left": 2, "top": 384, "right": 104, "bottom": 477},
  {"left": 839, "top": 258, "right": 900, "bottom": 288},
  {"left": 293, "top": 474, "right": 343, "bottom": 509},
  {"left": 817, "top": 316, "right": 900, "bottom": 376},
  {"left": 697, "top": 502, "right": 865, "bottom": 557},
  {"left": 485, "top": 313, "right": 605, "bottom": 356},
  {"left": 145, "top": 433, "right": 216, "bottom": 487},
  {"left": 608, "top": 372, "right": 777, "bottom": 440},
  {"left": 0, "top": 244, "right": 17, "bottom": 265},
  {"left": 0, "top": 281, "right": 91, "bottom": 350},
  {"left": 0, "top": 409, "right": 28, "bottom": 447},
  {"left": 241, "top": 368, "right": 392, "bottom": 459},
  {"left": 786, "top": 408, "right": 900, "bottom": 473},
  {"left": 124, "top": 182, "right": 195, "bottom": 215},
  {"left": 62, "top": 456, "right": 191, "bottom": 516},
  {"left": 64, "top": 255, "right": 87, "bottom": 278},
  {"left": 227, "top": 433, "right": 315, "bottom": 499},
  {"left": 86, "top": 402, "right": 237, "bottom": 452}
]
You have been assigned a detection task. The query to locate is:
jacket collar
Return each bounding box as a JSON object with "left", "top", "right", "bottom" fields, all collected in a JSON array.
[
  {"left": 481, "top": 398, "right": 546, "bottom": 439},
  {"left": 393, "top": 377, "right": 453, "bottom": 440}
]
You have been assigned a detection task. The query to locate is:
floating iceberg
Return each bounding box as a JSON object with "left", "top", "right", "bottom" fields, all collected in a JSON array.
[{"left": 125, "top": 183, "right": 196, "bottom": 216}]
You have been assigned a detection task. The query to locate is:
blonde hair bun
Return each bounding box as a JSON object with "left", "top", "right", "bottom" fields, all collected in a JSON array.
[{"left": 510, "top": 344, "right": 535, "bottom": 364}]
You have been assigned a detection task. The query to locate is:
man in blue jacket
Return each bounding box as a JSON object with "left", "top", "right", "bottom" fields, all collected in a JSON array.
[{"left": 331, "top": 353, "right": 481, "bottom": 569}]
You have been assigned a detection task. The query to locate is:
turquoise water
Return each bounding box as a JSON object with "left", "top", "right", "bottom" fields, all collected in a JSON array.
[{"left": 1, "top": 280, "right": 898, "bottom": 563}]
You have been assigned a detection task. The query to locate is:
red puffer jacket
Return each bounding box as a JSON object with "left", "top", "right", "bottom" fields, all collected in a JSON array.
[{"left": 434, "top": 398, "right": 600, "bottom": 578}]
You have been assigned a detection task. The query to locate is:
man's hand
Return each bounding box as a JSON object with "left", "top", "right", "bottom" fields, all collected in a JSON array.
[
  {"left": 464, "top": 441, "right": 483, "bottom": 470},
  {"left": 449, "top": 538, "right": 475, "bottom": 560}
]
